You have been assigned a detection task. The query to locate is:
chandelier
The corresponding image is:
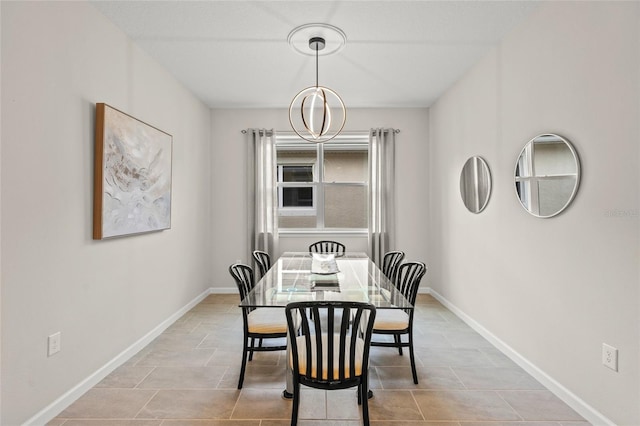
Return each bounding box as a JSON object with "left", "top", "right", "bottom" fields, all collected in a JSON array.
[{"left": 288, "top": 25, "right": 346, "bottom": 143}]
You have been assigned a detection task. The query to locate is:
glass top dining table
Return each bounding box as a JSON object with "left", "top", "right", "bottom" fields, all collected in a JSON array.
[
  {"left": 239, "top": 251, "right": 412, "bottom": 399},
  {"left": 239, "top": 252, "right": 412, "bottom": 310}
]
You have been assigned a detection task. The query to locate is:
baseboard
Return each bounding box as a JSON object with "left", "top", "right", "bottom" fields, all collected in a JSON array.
[
  {"left": 426, "top": 287, "right": 614, "bottom": 426},
  {"left": 24, "top": 287, "right": 214, "bottom": 426}
]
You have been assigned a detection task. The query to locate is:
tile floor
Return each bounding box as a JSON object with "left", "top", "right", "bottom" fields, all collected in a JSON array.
[{"left": 51, "top": 294, "right": 590, "bottom": 425}]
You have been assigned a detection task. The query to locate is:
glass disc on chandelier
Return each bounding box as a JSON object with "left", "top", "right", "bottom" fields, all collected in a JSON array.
[{"left": 289, "top": 36, "right": 346, "bottom": 143}]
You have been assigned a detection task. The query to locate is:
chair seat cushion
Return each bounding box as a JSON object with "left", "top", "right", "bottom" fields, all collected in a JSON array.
[
  {"left": 373, "top": 309, "right": 409, "bottom": 331},
  {"left": 247, "top": 308, "right": 287, "bottom": 334},
  {"left": 290, "top": 334, "right": 365, "bottom": 380}
]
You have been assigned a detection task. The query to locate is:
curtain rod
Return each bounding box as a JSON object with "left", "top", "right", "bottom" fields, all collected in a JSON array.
[{"left": 241, "top": 129, "right": 400, "bottom": 134}]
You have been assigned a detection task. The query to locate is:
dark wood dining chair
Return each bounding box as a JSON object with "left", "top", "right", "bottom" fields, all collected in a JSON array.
[
  {"left": 285, "top": 301, "right": 376, "bottom": 426},
  {"left": 229, "top": 263, "right": 287, "bottom": 389},
  {"left": 371, "top": 261, "right": 426, "bottom": 384},
  {"left": 309, "top": 240, "right": 346, "bottom": 256},
  {"left": 381, "top": 250, "right": 404, "bottom": 283},
  {"left": 251, "top": 250, "right": 271, "bottom": 279}
]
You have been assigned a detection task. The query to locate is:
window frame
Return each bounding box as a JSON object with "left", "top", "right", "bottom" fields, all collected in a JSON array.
[
  {"left": 276, "top": 132, "right": 369, "bottom": 234},
  {"left": 277, "top": 164, "right": 317, "bottom": 216}
]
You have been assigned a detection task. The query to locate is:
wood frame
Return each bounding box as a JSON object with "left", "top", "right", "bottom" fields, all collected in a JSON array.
[{"left": 93, "top": 103, "right": 173, "bottom": 239}]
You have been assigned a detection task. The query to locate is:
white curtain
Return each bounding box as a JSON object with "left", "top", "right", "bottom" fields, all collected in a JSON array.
[
  {"left": 246, "top": 128, "right": 278, "bottom": 263},
  {"left": 368, "top": 128, "right": 396, "bottom": 267}
]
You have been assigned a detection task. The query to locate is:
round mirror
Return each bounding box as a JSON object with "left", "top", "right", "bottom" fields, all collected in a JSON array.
[
  {"left": 460, "top": 156, "right": 492, "bottom": 213},
  {"left": 514, "top": 134, "right": 580, "bottom": 218}
]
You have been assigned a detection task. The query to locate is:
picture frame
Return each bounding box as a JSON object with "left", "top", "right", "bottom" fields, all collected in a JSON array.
[{"left": 93, "top": 103, "right": 173, "bottom": 239}]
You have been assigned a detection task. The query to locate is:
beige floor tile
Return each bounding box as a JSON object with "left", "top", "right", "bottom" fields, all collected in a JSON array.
[
  {"left": 372, "top": 423, "right": 459, "bottom": 426},
  {"left": 376, "top": 365, "right": 464, "bottom": 390},
  {"left": 245, "top": 349, "right": 284, "bottom": 365},
  {"left": 326, "top": 389, "right": 362, "bottom": 420},
  {"left": 462, "top": 422, "right": 561, "bottom": 426},
  {"left": 48, "top": 296, "right": 591, "bottom": 425},
  {"left": 136, "top": 348, "right": 216, "bottom": 367},
  {"left": 411, "top": 332, "right": 453, "bottom": 348},
  {"left": 57, "top": 421, "right": 162, "bottom": 426},
  {"left": 161, "top": 421, "right": 260, "bottom": 426},
  {"left": 58, "top": 388, "right": 157, "bottom": 418},
  {"left": 231, "top": 388, "right": 292, "bottom": 419},
  {"left": 499, "top": 390, "right": 585, "bottom": 421},
  {"left": 163, "top": 320, "right": 202, "bottom": 334},
  {"left": 136, "top": 389, "right": 239, "bottom": 419},
  {"left": 416, "top": 348, "right": 495, "bottom": 368},
  {"left": 259, "top": 421, "right": 294, "bottom": 426},
  {"left": 200, "top": 295, "right": 237, "bottom": 304},
  {"left": 452, "top": 366, "right": 545, "bottom": 390},
  {"left": 412, "top": 390, "right": 521, "bottom": 421},
  {"left": 196, "top": 312, "right": 241, "bottom": 326},
  {"left": 95, "top": 365, "right": 155, "bottom": 388},
  {"left": 207, "top": 347, "right": 244, "bottom": 367},
  {"left": 369, "top": 346, "right": 418, "bottom": 367},
  {"left": 137, "top": 366, "right": 228, "bottom": 389},
  {"left": 367, "top": 390, "right": 424, "bottom": 421},
  {"left": 444, "top": 331, "right": 495, "bottom": 348},
  {"left": 480, "top": 348, "right": 521, "bottom": 368},
  {"left": 298, "top": 388, "right": 329, "bottom": 420},
  {"left": 216, "top": 365, "right": 243, "bottom": 389},
  {"left": 125, "top": 347, "right": 155, "bottom": 366},
  {"left": 147, "top": 332, "right": 208, "bottom": 351},
  {"left": 232, "top": 364, "right": 287, "bottom": 389},
  {"left": 198, "top": 328, "right": 244, "bottom": 343}
]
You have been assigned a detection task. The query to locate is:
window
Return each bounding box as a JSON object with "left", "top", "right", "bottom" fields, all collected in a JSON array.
[
  {"left": 276, "top": 133, "right": 368, "bottom": 231},
  {"left": 278, "top": 165, "right": 315, "bottom": 210}
]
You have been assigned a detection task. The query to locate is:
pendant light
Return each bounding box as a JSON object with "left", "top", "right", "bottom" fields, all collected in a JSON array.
[{"left": 289, "top": 35, "right": 346, "bottom": 143}]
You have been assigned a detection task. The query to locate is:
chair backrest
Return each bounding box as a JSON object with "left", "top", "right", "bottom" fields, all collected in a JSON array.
[
  {"left": 382, "top": 251, "right": 405, "bottom": 283},
  {"left": 252, "top": 250, "right": 271, "bottom": 278},
  {"left": 395, "top": 261, "right": 427, "bottom": 307},
  {"left": 309, "top": 240, "right": 346, "bottom": 256},
  {"left": 285, "top": 301, "right": 376, "bottom": 385},
  {"left": 229, "top": 263, "right": 255, "bottom": 303}
]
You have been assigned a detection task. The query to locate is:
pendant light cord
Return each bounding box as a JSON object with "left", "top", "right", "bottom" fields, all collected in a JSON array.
[{"left": 315, "top": 44, "right": 319, "bottom": 88}]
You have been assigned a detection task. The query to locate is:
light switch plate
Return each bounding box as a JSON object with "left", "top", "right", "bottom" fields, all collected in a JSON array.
[
  {"left": 602, "top": 343, "right": 618, "bottom": 371},
  {"left": 48, "top": 332, "right": 61, "bottom": 357}
]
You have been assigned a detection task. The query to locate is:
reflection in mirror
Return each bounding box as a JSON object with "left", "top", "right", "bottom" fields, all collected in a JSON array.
[
  {"left": 514, "top": 134, "right": 580, "bottom": 218},
  {"left": 460, "top": 156, "right": 491, "bottom": 213}
]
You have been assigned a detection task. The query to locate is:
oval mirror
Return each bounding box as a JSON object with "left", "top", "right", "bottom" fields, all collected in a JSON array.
[
  {"left": 460, "top": 156, "right": 492, "bottom": 213},
  {"left": 514, "top": 134, "right": 580, "bottom": 218}
]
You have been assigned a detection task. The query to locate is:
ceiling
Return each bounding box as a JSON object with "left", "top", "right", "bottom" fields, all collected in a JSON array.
[{"left": 90, "top": 1, "right": 540, "bottom": 109}]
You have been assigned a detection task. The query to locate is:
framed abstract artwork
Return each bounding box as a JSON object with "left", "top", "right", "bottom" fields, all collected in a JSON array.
[{"left": 93, "top": 103, "right": 173, "bottom": 239}]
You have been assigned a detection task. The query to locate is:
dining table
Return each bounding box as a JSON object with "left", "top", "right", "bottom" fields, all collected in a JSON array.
[{"left": 239, "top": 251, "right": 414, "bottom": 398}]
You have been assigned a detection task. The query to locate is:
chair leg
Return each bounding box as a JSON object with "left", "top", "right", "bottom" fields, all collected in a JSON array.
[
  {"left": 249, "top": 337, "right": 255, "bottom": 361},
  {"left": 238, "top": 339, "right": 249, "bottom": 389},
  {"left": 291, "top": 382, "right": 301, "bottom": 426},
  {"left": 361, "top": 378, "right": 370, "bottom": 426},
  {"left": 408, "top": 330, "right": 418, "bottom": 384},
  {"left": 395, "top": 334, "right": 403, "bottom": 356},
  {"left": 357, "top": 383, "right": 362, "bottom": 405}
]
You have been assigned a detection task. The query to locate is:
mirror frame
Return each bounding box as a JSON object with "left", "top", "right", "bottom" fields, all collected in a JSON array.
[
  {"left": 514, "top": 133, "right": 581, "bottom": 218},
  {"left": 459, "top": 156, "right": 492, "bottom": 214}
]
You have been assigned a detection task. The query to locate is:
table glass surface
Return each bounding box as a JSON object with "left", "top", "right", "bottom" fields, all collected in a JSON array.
[{"left": 239, "top": 252, "right": 412, "bottom": 310}]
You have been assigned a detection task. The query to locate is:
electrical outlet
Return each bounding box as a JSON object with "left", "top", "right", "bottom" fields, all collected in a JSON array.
[
  {"left": 602, "top": 343, "right": 618, "bottom": 371},
  {"left": 48, "top": 332, "right": 61, "bottom": 357}
]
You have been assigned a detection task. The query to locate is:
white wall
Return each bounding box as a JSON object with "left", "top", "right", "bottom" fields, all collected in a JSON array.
[
  {"left": 1, "top": 2, "right": 212, "bottom": 424},
  {"left": 210, "top": 108, "right": 429, "bottom": 289},
  {"left": 428, "top": 2, "right": 639, "bottom": 424}
]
